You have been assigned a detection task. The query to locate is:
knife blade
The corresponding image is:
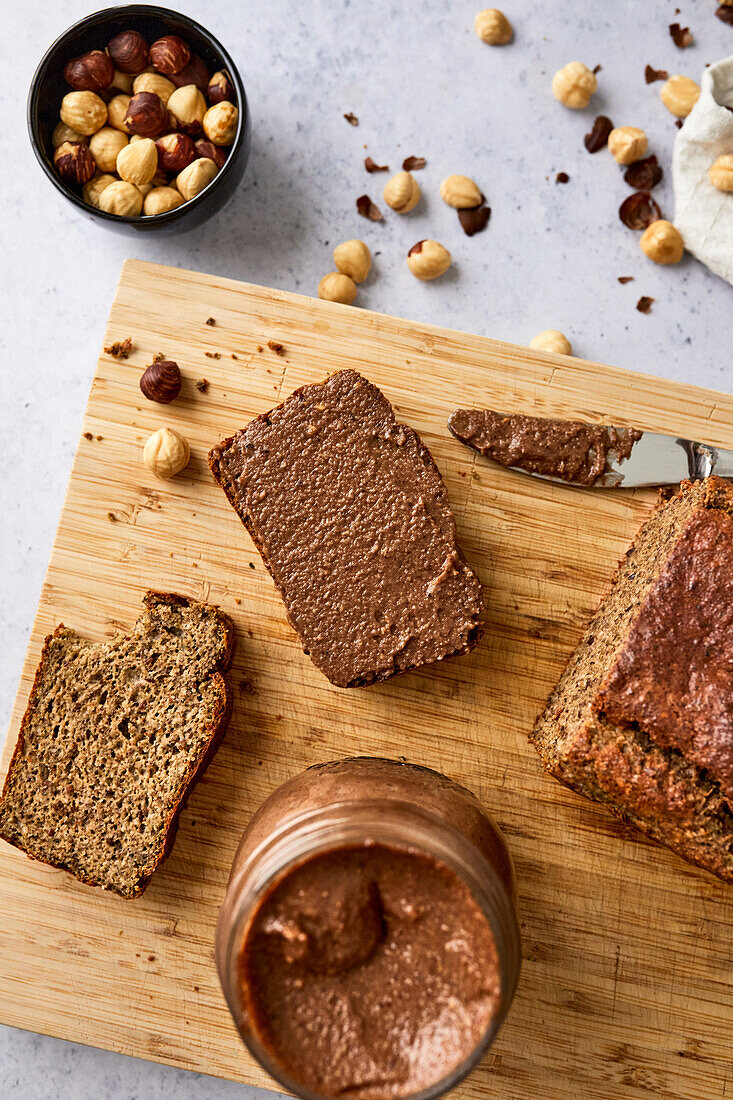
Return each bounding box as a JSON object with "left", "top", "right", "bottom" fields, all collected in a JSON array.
[
  {"left": 595, "top": 431, "right": 732, "bottom": 488},
  {"left": 449, "top": 409, "right": 733, "bottom": 488}
]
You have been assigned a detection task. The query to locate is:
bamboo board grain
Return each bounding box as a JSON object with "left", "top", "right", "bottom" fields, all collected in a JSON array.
[{"left": 1, "top": 258, "right": 732, "bottom": 1100}]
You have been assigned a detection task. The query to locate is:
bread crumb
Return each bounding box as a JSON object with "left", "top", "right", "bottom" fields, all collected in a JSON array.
[
  {"left": 204, "top": 351, "right": 221, "bottom": 359},
  {"left": 104, "top": 337, "right": 133, "bottom": 359},
  {"left": 195, "top": 378, "right": 209, "bottom": 392},
  {"left": 205, "top": 317, "right": 216, "bottom": 326},
  {"left": 267, "top": 339, "right": 285, "bottom": 355},
  {"left": 107, "top": 511, "right": 117, "bottom": 521},
  {"left": 83, "top": 432, "right": 93, "bottom": 440}
]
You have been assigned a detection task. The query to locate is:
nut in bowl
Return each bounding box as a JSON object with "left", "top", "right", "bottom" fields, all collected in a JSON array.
[{"left": 28, "top": 5, "right": 251, "bottom": 234}]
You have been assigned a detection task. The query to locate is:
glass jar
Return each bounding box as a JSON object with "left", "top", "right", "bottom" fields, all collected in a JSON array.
[{"left": 216, "top": 757, "right": 520, "bottom": 1100}]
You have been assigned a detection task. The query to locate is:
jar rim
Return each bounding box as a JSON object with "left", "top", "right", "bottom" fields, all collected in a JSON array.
[{"left": 216, "top": 798, "right": 521, "bottom": 1100}]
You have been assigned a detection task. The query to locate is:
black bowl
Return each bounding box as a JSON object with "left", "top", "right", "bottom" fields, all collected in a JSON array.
[{"left": 28, "top": 4, "right": 251, "bottom": 234}]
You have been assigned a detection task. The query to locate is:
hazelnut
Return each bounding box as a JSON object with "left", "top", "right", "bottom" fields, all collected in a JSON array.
[
  {"left": 333, "top": 239, "right": 371, "bottom": 283},
  {"left": 98, "top": 179, "right": 144, "bottom": 217},
  {"left": 132, "top": 71, "right": 176, "bottom": 105},
  {"left": 318, "top": 273, "right": 358, "bottom": 304},
  {"left": 143, "top": 186, "right": 185, "bottom": 216},
  {"left": 149, "top": 35, "right": 190, "bottom": 76},
  {"left": 639, "top": 219, "right": 684, "bottom": 264},
  {"left": 529, "top": 330, "right": 572, "bottom": 356},
  {"left": 660, "top": 75, "right": 700, "bottom": 118},
  {"left": 383, "top": 170, "right": 421, "bottom": 213},
  {"left": 107, "top": 30, "right": 149, "bottom": 74},
  {"left": 63, "top": 50, "right": 114, "bottom": 93},
  {"left": 170, "top": 54, "right": 211, "bottom": 93},
  {"left": 140, "top": 358, "right": 182, "bottom": 403},
  {"left": 439, "top": 174, "right": 483, "bottom": 208},
  {"left": 406, "top": 240, "right": 451, "bottom": 280},
  {"left": 109, "top": 69, "right": 133, "bottom": 96},
  {"left": 207, "top": 70, "right": 235, "bottom": 104},
  {"left": 53, "top": 141, "right": 96, "bottom": 185},
  {"left": 143, "top": 427, "right": 190, "bottom": 479},
  {"left": 60, "top": 90, "right": 108, "bottom": 135},
  {"left": 551, "top": 62, "right": 597, "bottom": 109},
  {"left": 123, "top": 91, "right": 168, "bottom": 136},
  {"left": 607, "top": 127, "right": 648, "bottom": 165},
  {"left": 117, "top": 137, "right": 158, "bottom": 185},
  {"left": 155, "top": 132, "right": 195, "bottom": 173},
  {"left": 82, "top": 172, "right": 117, "bottom": 209},
  {"left": 194, "top": 138, "right": 227, "bottom": 169},
  {"left": 176, "top": 156, "right": 218, "bottom": 200},
  {"left": 52, "top": 121, "right": 87, "bottom": 147},
  {"left": 107, "top": 94, "right": 132, "bottom": 132},
  {"left": 89, "top": 126, "right": 128, "bottom": 172},
  {"left": 474, "top": 9, "right": 513, "bottom": 44},
  {"left": 709, "top": 154, "right": 733, "bottom": 192},
  {"left": 167, "top": 84, "right": 207, "bottom": 136},
  {"left": 202, "top": 101, "right": 238, "bottom": 146}
]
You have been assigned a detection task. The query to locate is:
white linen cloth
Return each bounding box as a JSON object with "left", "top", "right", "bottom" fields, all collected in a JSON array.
[{"left": 673, "top": 54, "right": 733, "bottom": 285}]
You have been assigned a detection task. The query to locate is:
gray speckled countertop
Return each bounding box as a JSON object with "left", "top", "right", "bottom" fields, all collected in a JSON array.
[{"left": 1, "top": 1, "right": 731, "bottom": 1097}]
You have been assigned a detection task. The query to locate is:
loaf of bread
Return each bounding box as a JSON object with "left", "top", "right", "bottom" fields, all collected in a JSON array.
[
  {"left": 532, "top": 477, "right": 733, "bottom": 883},
  {"left": 209, "top": 369, "right": 483, "bottom": 687},
  {"left": 0, "top": 592, "right": 235, "bottom": 898}
]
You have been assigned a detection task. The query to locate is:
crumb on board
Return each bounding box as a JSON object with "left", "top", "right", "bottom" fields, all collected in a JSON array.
[
  {"left": 205, "top": 351, "right": 221, "bottom": 359},
  {"left": 107, "top": 511, "right": 117, "bottom": 521},
  {"left": 83, "top": 432, "right": 93, "bottom": 440},
  {"left": 205, "top": 317, "right": 216, "bottom": 326},
  {"left": 256, "top": 345, "right": 264, "bottom": 353},
  {"left": 231, "top": 353, "right": 239, "bottom": 360},
  {"left": 104, "top": 337, "right": 133, "bottom": 359},
  {"left": 196, "top": 378, "right": 210, "bottom": 392},
  {"left": 267, "top": 339, "right": 285, "bottom": 355}
]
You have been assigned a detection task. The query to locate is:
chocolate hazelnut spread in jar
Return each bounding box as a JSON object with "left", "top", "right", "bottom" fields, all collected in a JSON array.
[{"left": 216, "top": 758, "right": 521, "bottom": 1100}]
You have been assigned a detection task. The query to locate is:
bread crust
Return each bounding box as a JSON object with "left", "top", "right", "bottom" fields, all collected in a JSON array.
[
  {"left": 531, "top": 478, "right": 733, "bottom": 884},
  {"left": 0, "top": 591, "right": 236, "bottom": 899}
]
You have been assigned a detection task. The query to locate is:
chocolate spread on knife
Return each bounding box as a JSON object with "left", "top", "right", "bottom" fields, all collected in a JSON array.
[
  {"left": 596, "top": 506, "right": 733, "bottom": 798},
  {"left": 238, "top": 843, "right": 500, "bottom": 1099},
  {"left": 209, "top": 371, "right": 483, "bottom": 687},
  {"left": 448, "top": 409, "right": 641, "bottom": 485}
]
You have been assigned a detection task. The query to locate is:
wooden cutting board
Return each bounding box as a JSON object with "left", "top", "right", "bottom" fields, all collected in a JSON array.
[{"left": 1, "top": 258, "right": 731, "bottom": 1100}]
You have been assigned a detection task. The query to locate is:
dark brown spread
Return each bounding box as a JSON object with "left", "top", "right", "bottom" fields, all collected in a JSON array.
[
  {"left": 238, "top": 842, "right": 500, "bottom": 1099},
  {"left": 596, "top": 506, "right": 733, "bottom": 798},
  {"left": 448, "top": 409, "right": 641, "bottom": 485},
  {"left": 210, "top": 371, "right": 483, "bottom": 687}
]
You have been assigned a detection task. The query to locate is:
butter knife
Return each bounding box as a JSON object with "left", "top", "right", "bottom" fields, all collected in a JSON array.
[
  {"left": 448, "top": 410, "right": 733, "bottom": 488},
  {"left": 592, "top": 432, "right": 733, "bottom": 488}
]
